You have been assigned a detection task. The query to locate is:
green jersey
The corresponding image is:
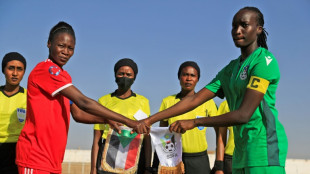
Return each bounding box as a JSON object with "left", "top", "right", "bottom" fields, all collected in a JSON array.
[{"left": 206, "top": 47, "right": 288, "bottom": 168}]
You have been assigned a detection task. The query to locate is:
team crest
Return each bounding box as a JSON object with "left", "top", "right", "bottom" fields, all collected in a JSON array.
[
  {"left": 49, "top": 66, "right": 61, "bottom": 76},
  {"left": 240, "top": 65, "right": 249, "bottom": 80},
  {"left": 17, "top": 108, "right": 26, "bottom": 122},
  {"left": 160, "top": 134, "right": 176, "bottom": 153}
]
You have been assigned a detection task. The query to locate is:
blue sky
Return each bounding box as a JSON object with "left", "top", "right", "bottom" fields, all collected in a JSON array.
[{"left": 1, "top": 0, "right": 309, "bottom": 159}]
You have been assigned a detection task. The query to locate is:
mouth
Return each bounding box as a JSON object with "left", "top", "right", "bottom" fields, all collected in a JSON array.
[{"left": 184, "top": 83, "right": 192, "bottom": 87}]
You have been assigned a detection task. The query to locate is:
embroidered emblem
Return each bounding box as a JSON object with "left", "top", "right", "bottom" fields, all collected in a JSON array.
[
  {"left": 265, "top": 56, "right": 272, "bottom": 66},
  {"left": 17, "top": 108, "right": 26, "bottom": 122},
  {"left": 240, "top": 65, "right": 249, "bottom": 80},
  {"left": 49, "top": 66, "right": 60, "bottom": 76}
]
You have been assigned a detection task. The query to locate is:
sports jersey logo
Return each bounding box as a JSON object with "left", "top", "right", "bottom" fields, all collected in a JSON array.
[
  {"left": 49, "top": 66, "right": 61, "bottom": 76},
  {"left": 240, "top": 65, "right": 249, "bottom": 80},
  {"left": 17, "top": 108, "right": 26, "bottom": 122},
  {"left": 265, "top": 56, "right": 273, "bottom": 66},
  {"left": 160, "top": 134, "right": 177, "bottom": 153}
]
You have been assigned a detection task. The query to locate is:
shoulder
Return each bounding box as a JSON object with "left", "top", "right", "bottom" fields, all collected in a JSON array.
[
  {"left": 134, "top": 93, "right": 149, "bottom": 102},
  {"left": 162, "top": 94, "right": 177, "bottom": 102}
]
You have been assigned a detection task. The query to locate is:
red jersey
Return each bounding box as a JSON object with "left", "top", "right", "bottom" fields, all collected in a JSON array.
[{"left": 16, "top": 59, "right": 72, "bottom": 173}]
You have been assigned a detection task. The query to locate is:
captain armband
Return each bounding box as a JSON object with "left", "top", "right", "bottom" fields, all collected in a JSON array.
[{"left": 247, "top": 76, "right": 270, "bottom": 94}]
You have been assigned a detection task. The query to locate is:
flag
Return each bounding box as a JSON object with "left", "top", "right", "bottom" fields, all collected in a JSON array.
[
  {"left": 101, "top": 126, "right": 143, "bottom": 173},
  {"left": 150, "top": 127, "right": 182, "bottom": 167}
]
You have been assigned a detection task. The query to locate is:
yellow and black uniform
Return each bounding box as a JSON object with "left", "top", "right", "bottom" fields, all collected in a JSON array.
[
  {"left": 0, "top": 86, "right": 26, "bottom": 173},
  {"left": 160, "top": 93, "right": 217, "bottom": 174},
  {"left": 94, "top": 90, "right": 150, "bottom": 173}
]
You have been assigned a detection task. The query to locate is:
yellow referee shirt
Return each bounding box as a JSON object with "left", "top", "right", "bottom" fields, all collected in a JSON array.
[
  {"left": 160, "top": 94, "right": 217, "bottom": 153},
  {"left": 0, "top": 86, "right": 27, "bottom": 143},
  {"left": 94, "top": 91, "right": 150, "bottom": 139}
]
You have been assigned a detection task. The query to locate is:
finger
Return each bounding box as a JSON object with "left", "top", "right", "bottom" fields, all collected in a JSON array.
[{"left": 114, "top": 124, "right": 122, "bottom": 134}]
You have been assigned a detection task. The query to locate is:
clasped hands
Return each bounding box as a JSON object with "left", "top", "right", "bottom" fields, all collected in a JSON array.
[{"left": 107, "top": 118, "right": 197, "bottom": 135}]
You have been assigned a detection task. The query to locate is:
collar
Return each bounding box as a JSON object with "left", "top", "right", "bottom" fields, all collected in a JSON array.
[
  {"left": 0, "top": 85, "right": 25, "bottom": 97},
  {"left": 111, "top": 90, "right": 136, "bottom": 99},
  {"left": 175, "top": 92, "right": 182, "bottom": 99}
]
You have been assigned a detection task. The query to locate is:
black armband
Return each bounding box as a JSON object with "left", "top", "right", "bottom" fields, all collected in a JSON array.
[{"left": 213, "top": 160, "right": 224, "bottom": 171}]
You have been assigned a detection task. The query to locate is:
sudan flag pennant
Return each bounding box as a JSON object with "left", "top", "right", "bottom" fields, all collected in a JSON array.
[{"left": 101, "top": 126, "right": 143, "bottom": 173}]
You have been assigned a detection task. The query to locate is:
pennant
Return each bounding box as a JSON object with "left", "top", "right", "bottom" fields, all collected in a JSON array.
[
  {"left": 101, "top": 126, "right": 143, "bottom": 173},
  {"left": 150, "top": 127, "right": 182, "bottom": 167}
]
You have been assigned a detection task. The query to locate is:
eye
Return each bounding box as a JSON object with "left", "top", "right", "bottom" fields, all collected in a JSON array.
[{"left": 242, "top": 23, "right": 249, "bottom": 28}]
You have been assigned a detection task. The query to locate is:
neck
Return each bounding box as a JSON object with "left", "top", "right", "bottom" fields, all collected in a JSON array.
[
  {"left": 240, "top": 43, "right": 259, "bottom": 60},
  {"left": 178, "top": 89, "right": 195, "bottom": 99},
  {"left": 3, "top": 83, "right": 20, "bottom": 96},
  {"left": 116, "top": 88, "right": 132, "bottom": 99}
]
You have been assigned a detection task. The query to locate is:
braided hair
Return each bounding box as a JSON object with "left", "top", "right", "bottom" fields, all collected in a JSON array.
[
  {"left": 240, "top": 7, "right": 268, "bottom": 50},
  {"left": 48, "top": 21, "right": 76, "bottom": 43}
]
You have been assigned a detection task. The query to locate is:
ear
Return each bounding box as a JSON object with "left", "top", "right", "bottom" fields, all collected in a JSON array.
[
  {"left": 47, "top": 41, "right": 51, "bottom": 49},
  {"left": 257, "top": 26, "right": 263, "bottom": 35}
]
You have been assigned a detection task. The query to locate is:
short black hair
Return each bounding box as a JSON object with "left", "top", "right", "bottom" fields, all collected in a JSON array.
[
  {"left": 178, "top": 61, "right": 200, "bottom": 80},
  {"left": 48, "top": 21, "right": 76, "bottom": 43},
  {"left": 2, "top": 52, "right": 26, "bottom": 73}
]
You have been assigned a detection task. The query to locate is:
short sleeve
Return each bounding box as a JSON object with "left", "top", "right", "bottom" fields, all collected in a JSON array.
[
  {"left": 35, "top": 64, "right": 72, "bottom": 97},
  {"left": 206, "top": 99, "right": 218, "bottom": 117}
]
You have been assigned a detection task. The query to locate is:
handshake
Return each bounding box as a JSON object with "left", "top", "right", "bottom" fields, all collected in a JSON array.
[{"left": 106, "top": 117, "right": 197, "bottom": 135}]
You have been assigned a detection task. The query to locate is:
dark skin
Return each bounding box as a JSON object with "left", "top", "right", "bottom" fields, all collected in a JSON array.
[
  {"left": 160, "top": 66, "right": 200, "bottom": 127},
  {"left": 47, "top": 32, "right": 149, "bottom": 133},
  {"left": 90, "top": 66, "right": 152, "bottom": 174},
  {"left": 134, "top": 9, "right": 265, "bottom": 135}
]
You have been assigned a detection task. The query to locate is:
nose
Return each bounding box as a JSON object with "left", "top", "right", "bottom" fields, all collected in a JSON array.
[{"left": 12, "top": 68, "right": 18, "bottom": 76}]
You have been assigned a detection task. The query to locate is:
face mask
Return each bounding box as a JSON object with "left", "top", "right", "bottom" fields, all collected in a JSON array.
[{"left": 115, "top": 77, "right": 134, "bottom": 91}]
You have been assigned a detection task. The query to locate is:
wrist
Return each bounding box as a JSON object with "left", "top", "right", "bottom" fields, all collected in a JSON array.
[{"left": 214, "top": 160, "right": 224, "bottom": 171}]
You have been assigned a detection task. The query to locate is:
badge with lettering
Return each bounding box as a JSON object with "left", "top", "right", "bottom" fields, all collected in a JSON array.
[
  {"left": 17, "top": 108, "right": 26, "bottom": 122},
  {"left": 240, "top": 65, "right": 249, "bottom": 80}
]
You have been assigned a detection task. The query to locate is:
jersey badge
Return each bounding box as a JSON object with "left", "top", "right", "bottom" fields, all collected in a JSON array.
[
  {"left": 49, "top": 66, "right": 61, "bottom": 76},
  {"left": 17, "top": 108, "right": 26, "bottom": 122},
  {"left": 240, "top": 65, "right": 249, "bottom": 80},
  {"left": 265, "top": 56, "right": 273, "bottom": 66}
]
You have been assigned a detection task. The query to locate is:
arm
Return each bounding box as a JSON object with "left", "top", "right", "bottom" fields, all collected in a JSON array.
[
  {"left": 60, "top": 85, "right": 148, "bottom": 132},
  {"left": 90, "top": 129, "right": 103, "bottom": 174},
  {"left": 145, "top": 88, "right": 216, "bottom": 127},
  {"left": 213, "top": 126, "right": 226, "bottom": 174},
  {"left": 71, "top": 103, "right": 106, "bottom": 124},
  {"left": 170, "top": 88, "right": 264, "bottom": 133}
]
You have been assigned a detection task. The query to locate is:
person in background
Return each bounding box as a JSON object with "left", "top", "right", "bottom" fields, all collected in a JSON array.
[
  {"left": 0, "top": 52, "right": 27, "bottom": 174},
  {"left": 140, "top": 7, "right": 288, "bottom": 174},
  {"left": 211, "top": 100, "right": 234, "bottom": 174},
  {"left": 15, "top": 21, "right": 147, "bottom": 174},
  {"left": 157, "top": 61, "right": 218, "bottom": 174},
  {"left": 90, "top": 58, "right": 152, "bottom": 174}
]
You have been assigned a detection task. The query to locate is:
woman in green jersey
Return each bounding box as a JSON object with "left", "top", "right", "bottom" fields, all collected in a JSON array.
[{"left": 138, "top": 7, "right": 288, "bottom": 174}]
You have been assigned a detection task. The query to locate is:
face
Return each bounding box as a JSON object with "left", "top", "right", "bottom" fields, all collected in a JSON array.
[
  {"left": 231, "top": 10, "right": 262, "bottom": 48},
  {"left": 115, "top": 66, "right": 135, "bottom": 79},
  {"left": 4, "top": 60, "right": 25, "bottom": 86},
  {"left": 47, "top": 32, "right": 75, "bottom": 67},
  {"left": 179, "top": 66, "right": 198, "bottom": 91}
]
